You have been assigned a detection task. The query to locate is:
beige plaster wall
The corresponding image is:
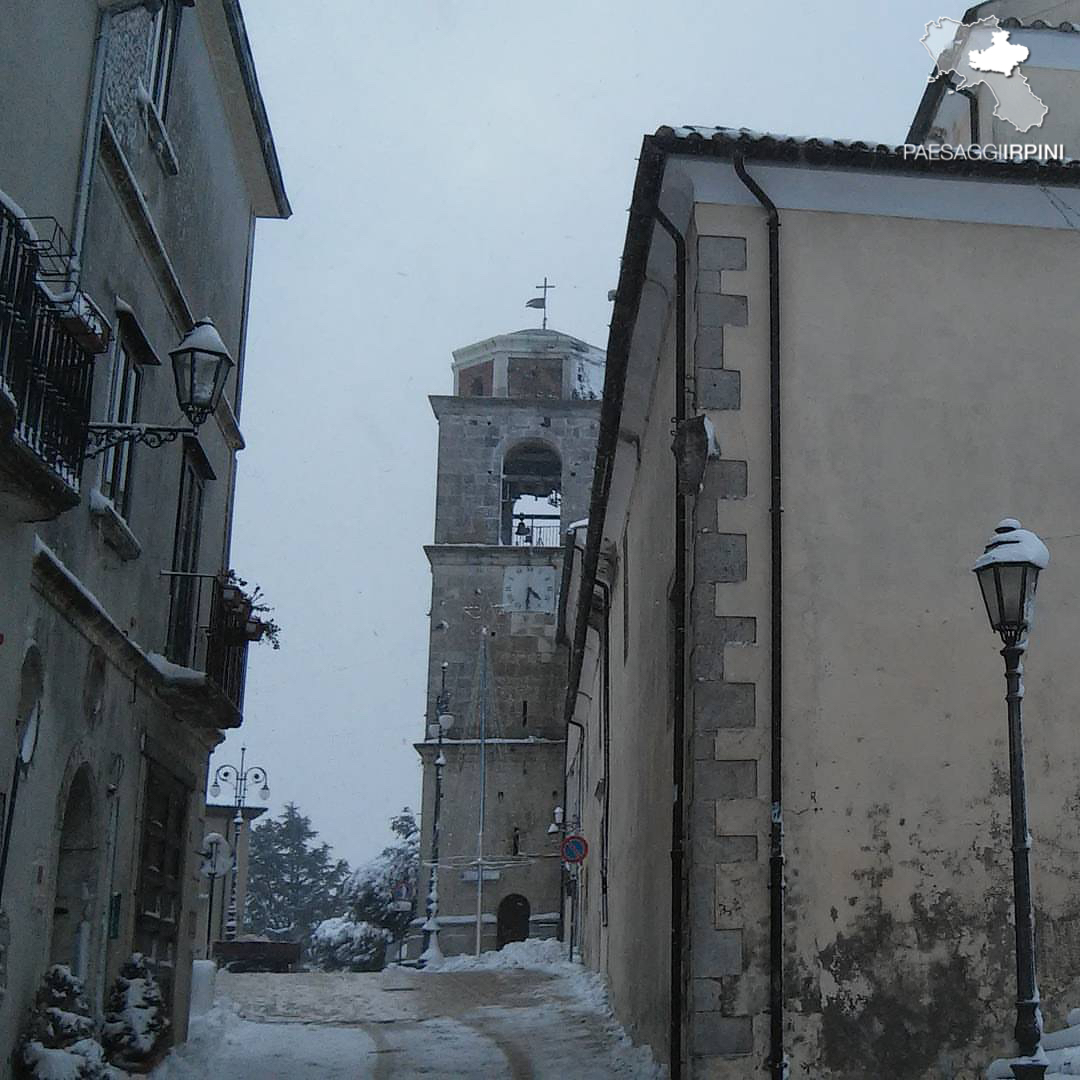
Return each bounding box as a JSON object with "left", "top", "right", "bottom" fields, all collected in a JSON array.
[{"left": 686, "top": 195, "right": 1080, "bottom": 1077}]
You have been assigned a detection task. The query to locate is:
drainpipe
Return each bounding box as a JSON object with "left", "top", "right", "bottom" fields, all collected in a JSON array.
[
  {"left": 732, "top": 152, "right": 786, "bottom": 1080},
  {"left": 559, "top": 522, "right": 585, "bottom": 948},
  {"left": 595, "top": 579, "right": 612, "bottom": 931},
  {"left": 653, "top": 208, "right": 687, "bottom": 1080},
  {"left": 561, "top": 715, "right": 584, "bottom": 951},
  {"left": 65, "top": 8, "right": 112, "bottom": 296}
]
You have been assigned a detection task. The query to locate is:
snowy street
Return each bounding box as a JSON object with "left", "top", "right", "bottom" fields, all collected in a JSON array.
[{"left": 152, "top": 942, "right": 662, "bottom": 1079}]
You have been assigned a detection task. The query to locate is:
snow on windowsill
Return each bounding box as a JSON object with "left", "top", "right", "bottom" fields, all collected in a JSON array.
[
  {"left": 89, "top": 487, "right": 142, "bottom": 562},
  {"left": 138, "top": 81, "right": 180, "bottom": 178},
  {"left": 145, "top": 652, "right": 206, "bottom": 688}
]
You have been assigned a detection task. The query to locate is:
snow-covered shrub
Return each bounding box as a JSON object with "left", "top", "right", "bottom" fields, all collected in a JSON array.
[
  {"left": 309, "top": 916, "right": 391, "bottom": 972},
  {"left": 102, "top": 954, "right": 169, "bottom": 1070},
  {"left": 16, "top": 966, "right": 110, "bottom": 1079},
  {"left": 341, "top": 808, "right": 419, "bottom": 948}
]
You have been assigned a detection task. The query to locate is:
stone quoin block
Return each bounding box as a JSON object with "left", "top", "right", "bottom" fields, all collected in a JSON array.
[
  {"left": 695, "top": 532, "right": 747, "bottom": 583},
  {"left": 693, "top": 929, "right": 744, "bottom": 978},
  {"left": 698, "top": 293, "right": 748, "bottom": 329},
  {"left": 695, "top": 759, "right": 757, "bottom": 801},
  {"left": 695, "top": 326, "right": 725, "bottom": 370},
  {"left": 697, "top": 369, "right": 741, "bottom": 411},
  {"left": 695, "top": 681, "right": 755, "bottom": 730},
  {"left": 715, "top": 835, "right": 758, "bottom": 863},
  {"left": 701, "top": 460, "right": 748, "bottom": 500},
  {"left": 692, "top": 1013, "right": 754, "bottom": 1057},
  {"left": 694, "top": 733, "right": 717, "bottom": 761},
  {"left": 699, "top": 235, "right": 748, "bottom": 272},
  {"left": 698, "top": 270, "right": 723, "bottom": 294},
  {"left": 714, "top": 616, "right": 757, "bottom": 645},
  {"left": 692, "top": 582, "right": 718, "bottom": 628},
  {"left": 691, "top": 643, "right": 724, "bottom": 681}
]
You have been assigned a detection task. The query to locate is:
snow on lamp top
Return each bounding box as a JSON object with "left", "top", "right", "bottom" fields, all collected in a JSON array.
[
  {"left": 973, "top": 519, "right": 1048, "bottom": 643},
  {"left": 972, "top": 519, "right": 1049, "bottom": 571}
]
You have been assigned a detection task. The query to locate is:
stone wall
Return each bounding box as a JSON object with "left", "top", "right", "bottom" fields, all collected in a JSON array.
[{"left": 431, "top": 397, "right": 600, "bottom": 545}]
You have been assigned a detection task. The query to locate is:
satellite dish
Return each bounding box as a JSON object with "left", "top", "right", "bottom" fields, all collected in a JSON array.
[
  {"left": 199, "top": 833, "right": 232, "bottom": 878},
  {"left": 437, "top": 713, "right": 455, "bottom": 732},
  {"left": 18, "top": 703, "right": 40, "bottom": 766}
]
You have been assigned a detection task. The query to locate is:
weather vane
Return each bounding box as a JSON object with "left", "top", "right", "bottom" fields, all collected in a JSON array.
[{"left": 525, "top": 276, "right": 555, "bottom": 330}]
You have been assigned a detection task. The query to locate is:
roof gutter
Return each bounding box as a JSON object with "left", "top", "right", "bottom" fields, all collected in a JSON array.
[
  {"left": 221, "top": 0, "right": 291, "bottom": 218},
  {"left": 562, "top": 133, "right": 668, "bottom": 735},
  {"left": 561, "top": 129, "right": 670, "bottom": 1051}
]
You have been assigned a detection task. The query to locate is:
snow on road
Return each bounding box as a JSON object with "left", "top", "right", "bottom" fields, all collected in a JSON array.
[{"left": 153, "top": 941, "right": 663, "bottom": 1079}]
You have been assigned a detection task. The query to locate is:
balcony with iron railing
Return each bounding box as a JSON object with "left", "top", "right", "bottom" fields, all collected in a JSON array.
[
  {"left": 0, "top": 197, "right": 104, "bottom": 521},
  {"left": 154, "top": 572, "right": 250, "bottom": 728}
]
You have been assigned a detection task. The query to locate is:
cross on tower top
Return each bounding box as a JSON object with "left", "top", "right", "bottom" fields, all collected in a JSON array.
[{"left": 525, "top": 276, "right": 556, "bottom": 330}]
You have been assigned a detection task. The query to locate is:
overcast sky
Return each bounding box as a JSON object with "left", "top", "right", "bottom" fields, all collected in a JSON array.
[{"left": 211, "top": 0, "right": 977, "bottom": 871}]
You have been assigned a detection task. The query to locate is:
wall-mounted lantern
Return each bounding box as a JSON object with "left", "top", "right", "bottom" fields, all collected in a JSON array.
[{"left": 84, "top": 317, "right": 233, "bottom": 459}]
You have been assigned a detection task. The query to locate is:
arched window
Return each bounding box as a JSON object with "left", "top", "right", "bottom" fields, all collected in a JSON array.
[
  {"left": 50, "top": 766, "right": 99, "bottom": 980},
  {"left": 500, "top": 442, "right": 561, "bottom": 547}
]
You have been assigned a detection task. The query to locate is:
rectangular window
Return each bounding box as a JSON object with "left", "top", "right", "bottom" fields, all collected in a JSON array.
[
  {"left": 166, "top": 443, "right": 208, "bottom": 666},
  {"left": 134, "top": 758, "right": 190, "bottom": 1011},
  {"left": 99, "top": 337, "right": 141, "bottom": 518},
  {"left": 147, "top": 0, "right": 181, "bottom": 115}
]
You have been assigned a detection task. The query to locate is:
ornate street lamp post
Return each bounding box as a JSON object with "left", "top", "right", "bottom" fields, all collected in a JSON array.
[
  {"left": 209, "top": 745, "right": 269, "bottom": 942},
  {"left": 973, "top": 518, "right": 1050, "bottom": 1079},
  {"left": 421, "top": 663, "right": 452, "bottom": 964},
  {"left": 84, "top": 317, "right": 234, "bottom": 457}
]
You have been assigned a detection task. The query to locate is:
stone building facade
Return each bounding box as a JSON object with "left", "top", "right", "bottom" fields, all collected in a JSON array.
[
  {"left": 562, "top": 46, "right": 1080, "bottom": 1080},
  {"left": 416, "top": 329, "right": 602, "bottom": 955},
  {"left": 0, "top": 0, "right": 287, "bottom": 1061}
]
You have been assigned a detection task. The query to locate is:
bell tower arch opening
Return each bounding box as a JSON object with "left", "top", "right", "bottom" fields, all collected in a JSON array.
[{"left": 501, "top": 441, "right": 561, "bottom": 547}]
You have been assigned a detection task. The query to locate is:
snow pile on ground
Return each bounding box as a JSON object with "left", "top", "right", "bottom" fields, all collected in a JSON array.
[
  {"left": 425, "top": 936, "right": 571, "bottom": 974},
  {"left": 424, "top": 939, "right": 663, "bottom": 1076},
  {"left": 149, "top": 1004, "right": 239, "bottom": 1078}
]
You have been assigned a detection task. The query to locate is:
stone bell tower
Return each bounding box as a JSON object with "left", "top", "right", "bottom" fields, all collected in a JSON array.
[{"left": 415, "top": 327, "right": 604, "bottom": 956}]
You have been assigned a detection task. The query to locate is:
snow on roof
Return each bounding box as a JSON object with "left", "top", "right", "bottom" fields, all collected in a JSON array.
[
  {"left": 1000, "top": 16, "right": 1080, "bottom": 32},
  {"left": 654, "top": 125, "right": 1080, "bottom": 175}
]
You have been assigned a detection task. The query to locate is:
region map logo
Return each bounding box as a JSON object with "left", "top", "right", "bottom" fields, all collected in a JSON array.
[
  {"left": 921, "top": 15, "right": 1046, "bottom": 132},
  {"left": 904, "top": 16, "right": 1061, "bottom": 163}
]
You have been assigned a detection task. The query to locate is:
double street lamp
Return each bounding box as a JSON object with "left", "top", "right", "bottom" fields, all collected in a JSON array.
[
  {"left": 973, "top": 518, "right": 1050, "bottom": 1079},
  {"left": 209, "top": 746, "right": 269, "bottom": 943}
]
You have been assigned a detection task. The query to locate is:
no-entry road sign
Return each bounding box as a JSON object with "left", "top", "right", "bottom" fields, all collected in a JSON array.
[{"left": 561, "top": 834, "right": 589, "bottom": 863}]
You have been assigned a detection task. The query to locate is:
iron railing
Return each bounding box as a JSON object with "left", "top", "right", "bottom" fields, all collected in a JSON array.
[
  {"left": 205, "top": 579, "right": 248, "bottom": 714},
  {"left": 165, "top": 573, "right": 248, "bottom": 716},
  {"left": 510, "top": 514, "right": 562, "bottom": 548},
  {"left": 0, "top": 201, "right": 93, "bottom": 489}
]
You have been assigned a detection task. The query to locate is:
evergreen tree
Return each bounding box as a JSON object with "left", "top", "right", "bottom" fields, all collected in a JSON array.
[
  {"left": 346, "top": 808, "right": 420, "bottom": 940},
  {"left": 102, "top": 953, "right": 169, "bottom": 1069},
  {"left": 17, "top": 965, "right": 110, "bottom": 1079},
  {"left": 310, "top": 807, "right": 420, "bottom": 972},
  {"left": 245, "top": 802, "right": 350, "bottom": 946}
]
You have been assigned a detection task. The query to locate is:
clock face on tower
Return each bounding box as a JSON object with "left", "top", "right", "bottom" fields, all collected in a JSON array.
[{"left": 502, "top": 565, "right": 557, "bottom": 613}]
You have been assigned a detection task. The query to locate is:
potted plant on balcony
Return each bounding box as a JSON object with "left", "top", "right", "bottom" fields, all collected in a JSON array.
[
  {"left": 223, "top": 578, "right": 282, "bottom": 650},
  {"left": 220, "top": 570, "right": 253, "bottom": 620}
]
